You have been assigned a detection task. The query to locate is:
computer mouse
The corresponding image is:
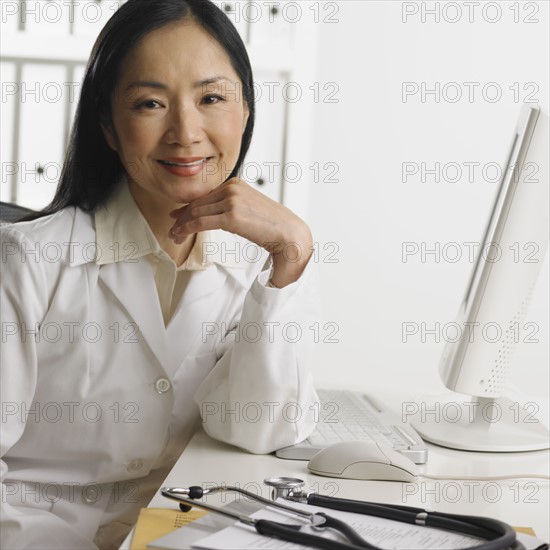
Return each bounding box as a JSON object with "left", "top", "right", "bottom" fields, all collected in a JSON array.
[{"left": 308, "top": 441, "right": 419, "bottom": 482}]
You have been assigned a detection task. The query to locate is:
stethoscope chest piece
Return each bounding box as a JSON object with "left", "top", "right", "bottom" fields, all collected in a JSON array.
[{"left": 264, "top": 476, "right": 306, "bottom": 502}]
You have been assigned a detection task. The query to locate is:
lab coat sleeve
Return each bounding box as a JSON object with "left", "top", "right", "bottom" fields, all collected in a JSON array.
[
  {"left": 193, "top": 256, "right": 320, "bottom": 454},
  {"left": 0, "top": 226, "right": 98, "bottom": 549}
]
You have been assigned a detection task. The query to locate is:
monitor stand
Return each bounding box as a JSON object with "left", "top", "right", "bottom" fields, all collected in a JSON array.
[{"left": 411, "top": 393, "right": 549, "bottom": 452}]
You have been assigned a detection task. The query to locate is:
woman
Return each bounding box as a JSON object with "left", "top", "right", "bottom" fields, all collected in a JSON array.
[{"left": 0, "top": 0, "right": 318, "bottom": 547}]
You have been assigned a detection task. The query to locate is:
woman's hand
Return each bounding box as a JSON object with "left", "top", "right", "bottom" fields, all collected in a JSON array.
[{"left": 169, "top": 178, "right": 313, "bottom": 287}]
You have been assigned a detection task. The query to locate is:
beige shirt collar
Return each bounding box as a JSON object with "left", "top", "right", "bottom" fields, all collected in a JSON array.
[{"left": 93, "top": 179, "right": 245, "bottom": 270}]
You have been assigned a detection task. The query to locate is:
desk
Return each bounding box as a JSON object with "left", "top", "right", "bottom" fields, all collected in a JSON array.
[{"left": 121, "top": 425, "right": 549, "bottom": 548}]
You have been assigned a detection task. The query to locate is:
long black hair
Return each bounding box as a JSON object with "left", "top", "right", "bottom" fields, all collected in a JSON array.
[{"left": 38, "top": 0, "right": 255, "bottom": 216}]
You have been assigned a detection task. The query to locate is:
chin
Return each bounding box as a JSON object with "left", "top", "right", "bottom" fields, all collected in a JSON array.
[{"left": 168, "top": 187, "right": 211, "bottom": 205}]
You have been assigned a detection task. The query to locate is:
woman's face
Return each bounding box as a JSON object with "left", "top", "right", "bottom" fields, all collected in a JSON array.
[{"left": 103, "top": 21, "right": 249, "bottom": 207}]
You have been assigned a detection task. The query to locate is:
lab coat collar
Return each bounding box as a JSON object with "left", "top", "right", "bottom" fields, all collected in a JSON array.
[
  {"left": 96, "top": 258, "right": 229, "bottom": 372},
  {"left": 66, "top": 207, "right": 259, "bottom": 372},
  {"left": 68, "top": 207, "right": 98, "bottom": 267},
  {"left": 91, "top": 179, "right": 252, "bottom": 273},
  {"left": 68, "top": 206, "right": 253, "bottom": 289},
  {"left": 93, "top": 180, "right": 156, "bottom": 265},
  {"left": 68, "top": 179, "right": 258, "bottom": 288},
  {"left": 201, "top": 229, "right": 261, "bottom": 289}
]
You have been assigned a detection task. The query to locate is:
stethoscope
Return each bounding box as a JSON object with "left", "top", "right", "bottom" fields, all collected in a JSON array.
[{"left": 161, "top": 476, "right": 524, "bottom": 550}]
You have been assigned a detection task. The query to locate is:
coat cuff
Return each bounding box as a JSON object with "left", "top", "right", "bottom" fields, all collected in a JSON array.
[{"left": 252, "top": 253, "right": 316, "bottom": 305}]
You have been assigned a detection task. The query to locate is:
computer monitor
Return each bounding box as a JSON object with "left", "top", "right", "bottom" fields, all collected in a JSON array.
[{"left": 412, "top": 105, "right": 549, "bottom": 452}]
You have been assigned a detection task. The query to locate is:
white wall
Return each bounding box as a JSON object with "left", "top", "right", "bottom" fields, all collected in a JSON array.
[{"left": 305, "top": 1, "right": 549, "bottom": 404}]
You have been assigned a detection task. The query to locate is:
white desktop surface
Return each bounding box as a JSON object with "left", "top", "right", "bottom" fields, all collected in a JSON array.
[{"left": 121, "top": 417, "right": 550, "bottom": 548}]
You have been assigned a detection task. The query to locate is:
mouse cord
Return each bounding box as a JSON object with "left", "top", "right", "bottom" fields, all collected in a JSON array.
[{"left": 419, "top": 473, "right": 550, "bottom": 481}]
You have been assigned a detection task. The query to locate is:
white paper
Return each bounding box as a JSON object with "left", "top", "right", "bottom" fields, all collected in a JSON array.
[
  {"left": 149, "top": 500, "right": 548, "bottom": 550},
  {"left": 191, "top": 504, "right": 480, "bottom": 549}
]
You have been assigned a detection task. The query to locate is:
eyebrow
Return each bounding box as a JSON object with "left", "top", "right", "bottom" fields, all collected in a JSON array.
[{"left": 124, "top": 76, "right": 233, "bottom": 92}]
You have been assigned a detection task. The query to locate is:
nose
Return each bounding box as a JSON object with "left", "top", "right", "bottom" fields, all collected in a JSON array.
[{"left": 164, "top": 102, "right": 203, "bottom": 146}]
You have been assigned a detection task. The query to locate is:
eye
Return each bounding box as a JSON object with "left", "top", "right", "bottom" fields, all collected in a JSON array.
[
  {"left": 134, "top": 99, "right": 162, "bottom": 110},
  {"left": 202, "top": 94, "right": 225, "bottom": 105}
]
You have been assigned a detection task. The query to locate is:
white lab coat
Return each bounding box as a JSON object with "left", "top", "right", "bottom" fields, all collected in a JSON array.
[{"left": 0, "top": 206, "right": 319, "bottom": 549}]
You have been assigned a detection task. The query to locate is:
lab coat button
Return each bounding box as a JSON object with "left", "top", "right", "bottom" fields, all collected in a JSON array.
[
  {"left": 155, "top": 377, "right": 171, "bottom": 394},
  {"left": 81, "top": 485, "right": 100, "bottom": 504},
  {"left": 127, "top": 458, "right": 143, "bottom": 473}
]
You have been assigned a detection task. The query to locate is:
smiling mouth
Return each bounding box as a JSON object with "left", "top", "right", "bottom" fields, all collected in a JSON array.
[{"left": 158, "top": 158, "right": 211, "bottom": 167}]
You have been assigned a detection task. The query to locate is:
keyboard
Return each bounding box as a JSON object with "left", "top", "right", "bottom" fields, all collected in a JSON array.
[{"left": 275, "top": 389, "right": 428, "bottom": 463}]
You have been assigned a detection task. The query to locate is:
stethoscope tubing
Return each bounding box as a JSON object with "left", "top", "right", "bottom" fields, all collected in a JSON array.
[
  {"left": 161, "top": 489, "right": 374, "bottom": 549},
  {"left": 308, "top": 494, "right": 522, "bottom": 550},
  {"left": 254, "top": 518, "right": 377, "bottom": 550},
  {"left": 162, "top": 485, "right": 525, "bottom": 550},
  {"left": 313, "top": 514, "right": 377, "bottom": 549}
]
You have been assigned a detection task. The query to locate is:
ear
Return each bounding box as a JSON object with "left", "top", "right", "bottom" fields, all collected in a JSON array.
[{"left": 100, "top": 120, "right": 118, "bottom": 152}]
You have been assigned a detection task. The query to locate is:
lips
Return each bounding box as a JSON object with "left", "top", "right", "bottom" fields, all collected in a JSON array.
[
  {"left": 157, "top": 157, "right": 212, "bottom": 177},
  {"left": 158, "top": 157, "right": 211, "bottom": 167}
]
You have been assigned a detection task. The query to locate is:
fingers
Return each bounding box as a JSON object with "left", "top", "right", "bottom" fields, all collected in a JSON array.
[
  {"left": 169, "top": 177, "right": 244, "bottom": 218},
  {"left": 167, "top": 177, "right": 292, "bottom": 247},
  {"left": 169, "top": 178, "right": 254, "bottom": 239},
  {"left": 170, "top": 213, "right": 228, "bottom": 244},
  {"left": 170, "top": 200, "right": 236, "bottom": 242}
]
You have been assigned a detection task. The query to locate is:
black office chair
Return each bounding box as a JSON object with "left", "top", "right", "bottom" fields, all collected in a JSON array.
[{"left": 0, "top": 201, "right": 37, "bottom": 224}]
